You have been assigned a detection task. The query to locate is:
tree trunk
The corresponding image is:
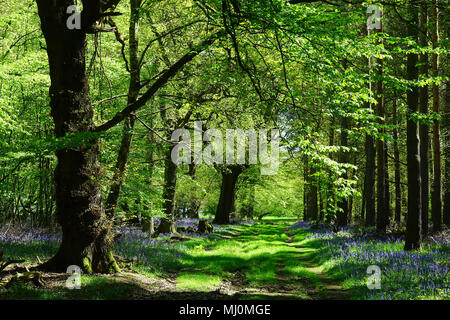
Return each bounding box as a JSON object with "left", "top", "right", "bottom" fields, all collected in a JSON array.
[
  {"left": 303, "top": 156, "right": 309, "bottom": 221},
  {"left": 105, "top": 0, "right": 141, "bottom": 218},
  {"left": 365, "top": 134, "right": 376, "bottom": 227},
  {"left": 405, "top": 4, "right": 422, "bottom": 251},
  {"left": 443, "top": 16, "right": 450, "bottom": 227},
  {"left": 307, "top": 161, "right": 319, "bottom": 221},
  {"left": 337, "top": 116, "right": 348, "bottom": 227},
  {"left": 419, "top": 4, "right": 430, "bottom": 235},
  {"left": 393, "top": 98, "right": 402, "bottom": 222},
  {"left": 375, "top": 14, "right": 387, "bottom": 233},
  {"left": 156, "top": 146, "right": 178, "bottom": 234},
  {"left": 431, "top": 2, "right": 442, "bottom": 232},
  {"left": 214, "top": 166, "right": 243, "bottom": 224},
  {"left": 36, "top": 1, "right": 119, "bottom": 273},
  {"left": 384, "top": 143, "right": 391, "bottom": 227},
  {"left": 187, "top": 163, "right": 200, "bottom": 218},
  {"left": 364, "top": 43, "right": 376, "bottom": 227}
]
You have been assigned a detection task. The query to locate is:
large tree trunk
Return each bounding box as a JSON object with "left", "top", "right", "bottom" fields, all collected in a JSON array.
[
  {"left": 419, "top": 4, "right": 430, "bottom": 235},
  {"left": 36, "top": 1, "right": 119, "bottom": 273},
  {"left": 105, "top": 0, "right": 141, "bottom": 218},
  {"left": 405, "top": 4, "right": 422, "bottom": 251},
  {"left": 431, "top": 2, "right": 442, "bottom": 232},
  {"left": 214, "top": 165, "right": 243, "bottom": 224}
]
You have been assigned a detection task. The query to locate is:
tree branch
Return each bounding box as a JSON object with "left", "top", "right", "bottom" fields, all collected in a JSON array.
[{"left": 95, "top": 30, "right": 225, "bottom": 132}]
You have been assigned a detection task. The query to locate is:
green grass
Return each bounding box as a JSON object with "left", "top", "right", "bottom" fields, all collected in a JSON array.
[
  {"left": 176, "top": 272, "right": 222, "bottom": 291},
  {"left": 0, "top": 221, "right": 352, "bottom": 300},
  {"left": 162, "top": 222, "right": 326, "bottom": 296}
]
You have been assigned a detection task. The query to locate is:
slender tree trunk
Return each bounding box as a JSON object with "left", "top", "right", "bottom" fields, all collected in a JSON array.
[
  {"left": 337, "top": 116, "right": 348, "bottom": 227},
  {"left": 384, "top": 144, "right": 391, "bottom": 227},
  {"left": 405, "top": 4, "right": 422, "bottom": 250},
  {"left": 303, "top": 155, "right": 309, "bottom": 221},
  {"left": 375, "top": 15, "right": 386, "bottom": 233},
  {"left": 105, "top": 0, "right": 141, "bottom": 218},
  {"left": 443, "top": 16, "right": 450, "bottom": 227},
  {"left": 214, "top": 166, "right": 243, "bottom": 224},
  {"left": 187, "top": 163, "right": 200, "bottom": 218},
  {"left": 364, "top": 31, "right": 376, "bottom": 227},
  {"left": 307, "top": 160, "right": 319, "bottom": 221},
  {"left": 36, "top": 1, "right": 119, "bottom": 272},
  {"left": 431, "top": 1, "right": 442, "bottom": 232},
  {"left": 365, "top": 134, "right": 376, "bottom": 227},
  {"left": 419, "top": 4, "right": 430, "bottom": 235},
  {"left": 393, "top": 98, "right": 402, "bottom": 222}
]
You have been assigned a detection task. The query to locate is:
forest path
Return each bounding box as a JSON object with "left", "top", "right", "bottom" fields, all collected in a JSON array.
[
  {"left": 123, "top": 222, "right": 353, "bottom": 300},
  {"left": 0, "top": 221, "right": 352, "bottom": 300},
  {"left": 283, "top": 227, "right": 352, "bottom": 300}
]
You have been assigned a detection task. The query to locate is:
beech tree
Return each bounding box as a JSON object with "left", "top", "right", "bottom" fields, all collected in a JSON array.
[{"left": 35, "top": 0, "right": 222, "bottom": 272}]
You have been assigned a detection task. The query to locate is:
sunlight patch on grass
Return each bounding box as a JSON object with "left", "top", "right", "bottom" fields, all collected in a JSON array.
[{"left": 176, "top": 272, "right": 222, "bottom": 291}]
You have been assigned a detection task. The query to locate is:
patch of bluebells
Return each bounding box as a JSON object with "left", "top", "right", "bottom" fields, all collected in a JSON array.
[
  {"left": 0, "top": 218, "right": 260, "bottom": 273},
  {"left": 113, "top": 225, "right": 191, "bottom": 272},
  {"left": 299, "top": 223, "right": 450, "bottom": 300},
  {"left": 113, "top": 217, "right": 250, "bottom": 272},
  {"left": 0, "top": 224, "right": 61, "bottom": 259}
]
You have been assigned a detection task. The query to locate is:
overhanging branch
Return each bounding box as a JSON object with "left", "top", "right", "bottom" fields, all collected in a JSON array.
[{"left": 95, "top": 30, "right": 226, "bottom": 132}]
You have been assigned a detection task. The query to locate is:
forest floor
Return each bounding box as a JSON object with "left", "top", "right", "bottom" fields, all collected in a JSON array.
[
  {"left": 0, "top": 218, "right": 448, "bottom": 300},
  {"left": 0, "top": 220, "right": 352, "bottom": 300}
]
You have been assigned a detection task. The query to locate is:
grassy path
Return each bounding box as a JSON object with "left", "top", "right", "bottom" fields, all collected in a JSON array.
[
  {"left": 284, "top": 227, "right": 351, "bottom": 299},
  {"left": 143, "top": 221, "right": 353, "bottom": 300},
  {"left": 0, "top": 221, "right": 353, "bottom": 300}
]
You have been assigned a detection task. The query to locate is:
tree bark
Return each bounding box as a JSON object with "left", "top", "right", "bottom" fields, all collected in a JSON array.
[
  {"left": 384, "top": 143, "right": 391, "bottom": 227},
  {"left": 307, "top": 162, "right": 319, "bottom": 222},
  {"left": 405, "top": 3, "right": 422, "bottom": 251},
  {"left": 393, "top": 98, "right": 402, "bottom": 222},
  {"left": 443, "top": 15, "right": 450, "bottom": 227},
  {"left": 303, "top": 155, "right": 309, "bottom": 221},
  {"left": 375, "top": 14, "right": 387, "bottom": 233},
  {"left": 214, "top": 165, "right": 243, "bottom": 224},
  {"left": 105, "top": 0, "right": 141, "bottom": 218},
  {"left": 36, "top": 0, "right": 119, "bottom": 273},
  {"left": 419, "top": 4, "right": 430, "bottom": 235},
  {"left": 337, "top": 116, "right": 348, "bottom": 227},
  {"left": 431, "top": 1, "right": 442, "bottom": 232},
  {"left": 156, "top": 146, "right": 178, "bottom": 234},
  {"left": 187, "top": 163, "right": 201, "bottom": 218},
  {"left": 365, "top": 134, "right": 376, "bottom": 227}
]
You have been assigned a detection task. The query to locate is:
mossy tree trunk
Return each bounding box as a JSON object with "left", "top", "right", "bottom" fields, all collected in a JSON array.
[{"left": 36, "top": 0, "right": 120, "bottom": 273}]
